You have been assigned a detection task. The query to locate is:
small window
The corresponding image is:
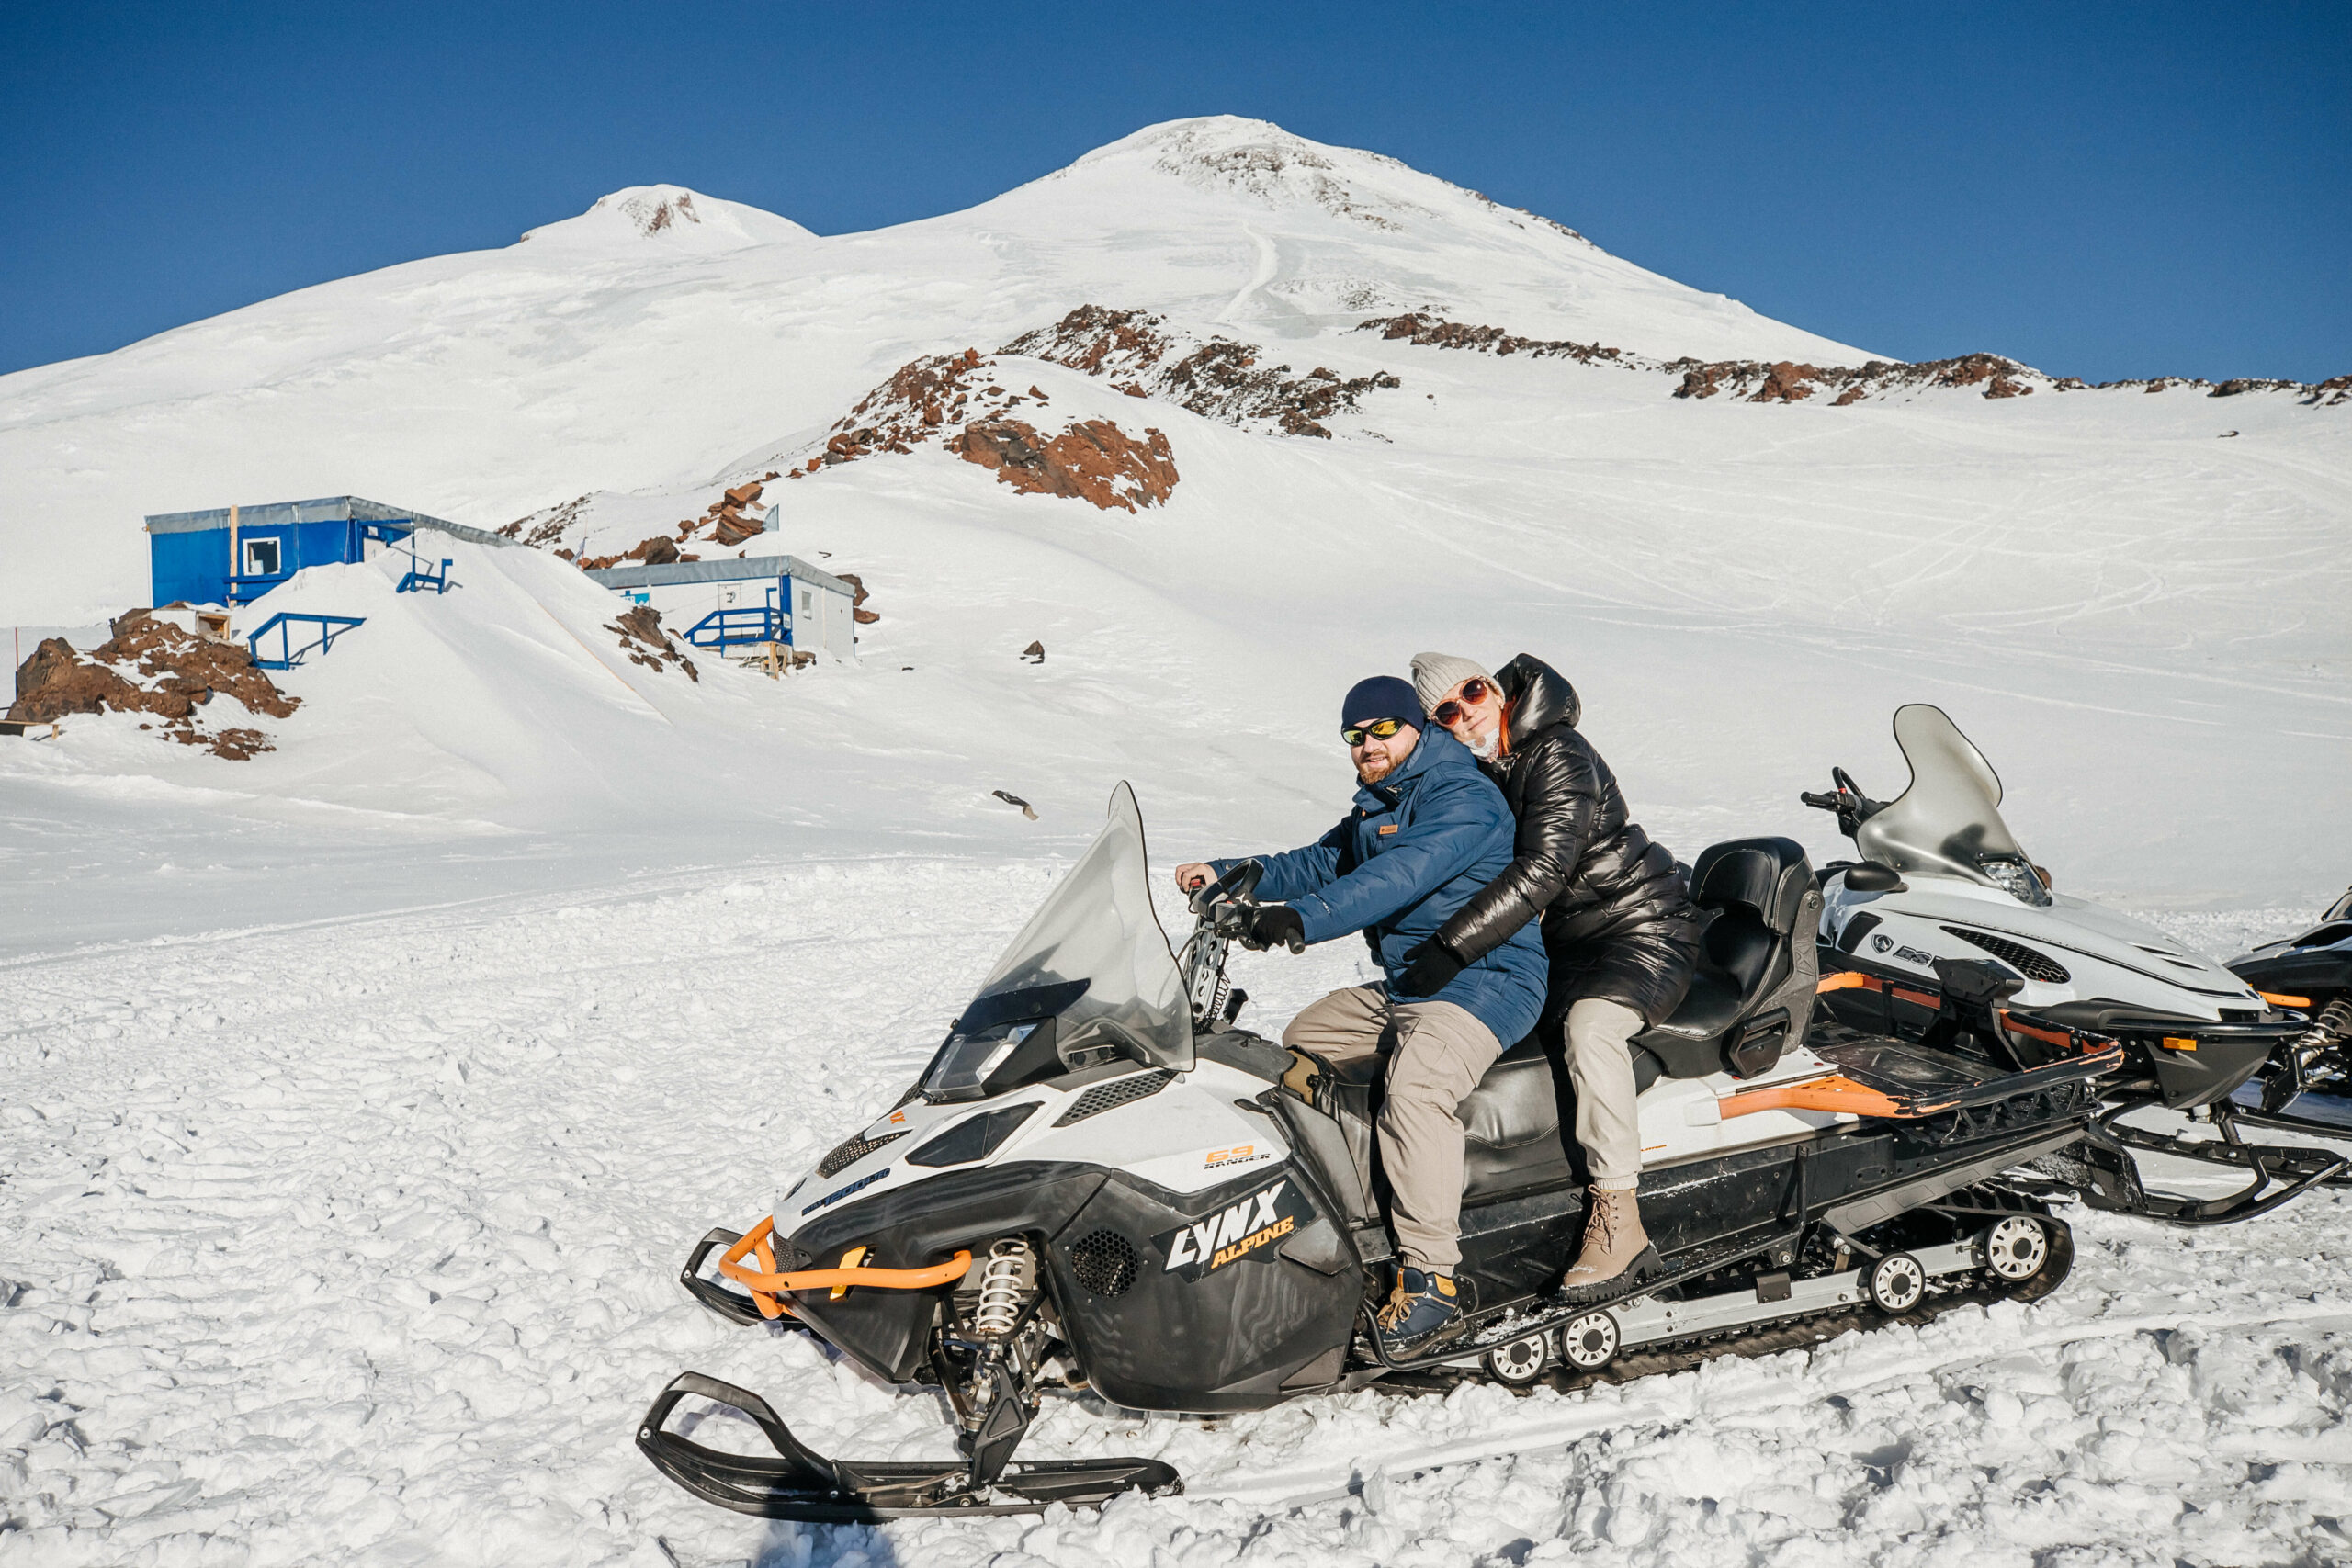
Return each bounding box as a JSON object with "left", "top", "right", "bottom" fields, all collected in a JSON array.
[
  {"left": 801, "top": 590, "right": 814, "bottom": 611},
  {"left": 243, "top": 537, "right": 282, "bottom": 577}
]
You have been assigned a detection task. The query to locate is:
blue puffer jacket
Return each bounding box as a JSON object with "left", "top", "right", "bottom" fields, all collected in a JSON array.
[{"left": 1212, "top": 727, "right": 1547, "bottom": 1045}]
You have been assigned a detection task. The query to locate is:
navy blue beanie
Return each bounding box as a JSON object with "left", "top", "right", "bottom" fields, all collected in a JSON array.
[{"left": 1341, "top": 675, "right": 1425, "bottom": 732}]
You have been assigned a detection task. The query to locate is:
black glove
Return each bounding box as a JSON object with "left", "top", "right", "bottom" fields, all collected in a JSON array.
[
  {"left": 1396, "top": 938, "right": 1464, "bottom": 998},
  {"left": 1241, "top": 904, "right": 1306, "bottom": 954}
]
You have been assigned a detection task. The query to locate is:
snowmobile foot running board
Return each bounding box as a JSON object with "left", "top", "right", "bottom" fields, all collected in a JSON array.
[
  {"left": 2085, "top": 1111, "right": 2350, "bottom": 1225},
  {"left": 1363, "top": 1225, "right": 1805, "bottom": 1373},
  {"left": 637, "top": 1372, "right": 1180, "bottom": 1520}
]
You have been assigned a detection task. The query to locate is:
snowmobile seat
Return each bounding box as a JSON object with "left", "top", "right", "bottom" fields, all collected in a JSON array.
[
  {"left": 1457, "top": 1034, "right": 1578, "bottom": 1199},
  {"left": 1633, "top": 837, "right": 1817, "bottom": 1081}
]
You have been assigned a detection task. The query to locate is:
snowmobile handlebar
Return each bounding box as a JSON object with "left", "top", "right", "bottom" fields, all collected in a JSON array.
[
  {"left": 1801, "top": 768, "right": 1884, "bottom": 838},
  {"left": 1187, "top": 858, "right": 1263, "bottom": 919}
]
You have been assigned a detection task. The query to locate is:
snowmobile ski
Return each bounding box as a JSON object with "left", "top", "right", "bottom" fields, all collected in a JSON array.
[{"left": 636, "top": 1371, "right": 1179, "bottom": 1520}]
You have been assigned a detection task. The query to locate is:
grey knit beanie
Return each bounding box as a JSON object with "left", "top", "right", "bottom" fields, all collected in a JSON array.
[{"left": 1410, "top": 651, "right": 1493, "bottom": 716}]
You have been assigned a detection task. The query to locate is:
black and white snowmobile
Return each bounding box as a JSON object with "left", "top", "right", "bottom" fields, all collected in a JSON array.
[
  {"left": 639, "top": 784, "right": 2118, "bottom": 1522},
  {"left": 1804, "top": 705, "right": 2346, "bottom": 1224},
  {"left": 2227, "top": 886, "right": 2352, "bottom": 1141}
]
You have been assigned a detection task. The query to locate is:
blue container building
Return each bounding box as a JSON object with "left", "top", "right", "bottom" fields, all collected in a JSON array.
[{"left": 143, "top": 495, "right": 512, "bottom": 607}]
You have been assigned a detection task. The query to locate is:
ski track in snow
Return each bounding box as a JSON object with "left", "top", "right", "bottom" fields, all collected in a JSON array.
[{"left": 5, "top": 862, "right": 2350, "bottom": 1566}]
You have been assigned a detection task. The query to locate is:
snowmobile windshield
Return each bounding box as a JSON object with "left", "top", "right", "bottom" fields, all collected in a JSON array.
[
  {"left": 950, "top": 781, "right": 1192, "bottom": 1077},
  {"left": 1853, "top": 705, "right": 2046, "bottom": 903}
]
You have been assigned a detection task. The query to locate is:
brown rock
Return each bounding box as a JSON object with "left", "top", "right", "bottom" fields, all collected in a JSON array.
[
  {"left": 951, "top": 418, "right": 1180, "bottom": 513},
  {"left": 605, "top": 605, "right": 699, "bottom": 682},
  {"left": 6, "top": 615, "right": 300, "bottom": 758}
]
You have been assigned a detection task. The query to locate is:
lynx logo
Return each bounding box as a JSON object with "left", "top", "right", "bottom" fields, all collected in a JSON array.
[
  {"left": 1871, "top": 934, "right": 1894, "bottom": 954},
  {"left": 1156, "top": 1179, "right": 1317, "bottom": 1282}
]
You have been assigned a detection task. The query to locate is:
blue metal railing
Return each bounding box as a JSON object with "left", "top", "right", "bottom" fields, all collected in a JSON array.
[
  {"left": 397, "top": 557, "right": 453, "bottom": 594},
  {"left": 684, "top": 606, "right": 790, "bottom": 649},
  {"left": 247, "top": 613, "right": 366, "bottom": 671}
]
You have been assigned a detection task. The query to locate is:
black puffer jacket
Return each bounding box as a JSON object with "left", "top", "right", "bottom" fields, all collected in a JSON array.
[{"left": 1434, "top": 654, "right": 1699, "bottom": 1025}]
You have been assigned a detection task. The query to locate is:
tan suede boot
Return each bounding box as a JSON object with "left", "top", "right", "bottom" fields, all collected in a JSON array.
[{"left": 1555, "top": 1187, "right": 1663, "bottom": 1303}]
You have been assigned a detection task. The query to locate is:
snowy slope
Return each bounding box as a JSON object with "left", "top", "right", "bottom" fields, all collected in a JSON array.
[{"left": 0, "top": 118, "right": 1874, "bottom": 625}]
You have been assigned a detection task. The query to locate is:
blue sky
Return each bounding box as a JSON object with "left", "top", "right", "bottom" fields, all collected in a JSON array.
[{"left": 2, "top": 1, "right": 2345, "bottom": 381}]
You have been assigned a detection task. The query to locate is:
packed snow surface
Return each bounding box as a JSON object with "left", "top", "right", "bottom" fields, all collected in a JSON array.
[{"left": 4, "top": 864, "right": 2348, "bottom": 1566}]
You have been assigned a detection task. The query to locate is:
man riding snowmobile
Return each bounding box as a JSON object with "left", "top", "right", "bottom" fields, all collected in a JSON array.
[
  {"left": 1405, "top": 652, "right": 1700, "bottom": 1301},
  {"left": 1173, "top": 674, "right": 1546, "bottom": 1355},
  {"left": 639, "top": 781, "right": 2118, "bottom": 1522}
]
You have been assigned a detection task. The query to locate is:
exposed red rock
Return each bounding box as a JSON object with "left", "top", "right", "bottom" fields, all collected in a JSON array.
[
  {"left": 1004, "top": 306, "right": 1401, "bottom": 437},
  {"left": 1365, "top": 313, "right": 2345, "bottom": 409},
  {"left": 1363, "top": 313, "right": 1628, "bottom": 366},
  {"left": 949, "top": 418, "right": 1179, "bottom": 513},
  {"left": 605, "top": 605, "right": 698, "bottom": 682},
  {"left": 6, "top": 611, "right": 300, "bottom": 759}
]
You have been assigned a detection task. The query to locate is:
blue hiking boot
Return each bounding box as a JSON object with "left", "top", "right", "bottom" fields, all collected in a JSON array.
[{"left": 1374, "top": 1267, "right": 1463, "bottom": 1358}]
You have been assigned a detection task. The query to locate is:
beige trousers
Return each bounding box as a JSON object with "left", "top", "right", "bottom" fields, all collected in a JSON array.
[
  {"left": 1565, "top": 998, "right": 1646, "bottom": 1190},
  {"left": 1282, "top": 985, "right": 1503, "bottom": 1272}
]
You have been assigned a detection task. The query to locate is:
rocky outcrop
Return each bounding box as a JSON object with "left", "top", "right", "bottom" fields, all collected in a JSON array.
[
  {"left": 6, "top": 611, "right": 299, "bottom": 759},
  {"left": 1005, "top": 306, "right": 1401, "bottom": 437},
  {"left": 949, "top": 419, "right": 1179, "bottom": 513},
  {"left": 605, "top": 606, "right": 698, "bottom": 681},
  {"left": 1364, "top": 313, "right": 2348, "bottom": 409},
  {"left": 1361, "top": 313, "right": 1635, "bottom": 367},
  {"left": 835, "top": 573, "right": 881, "bottom": 625},
  {"left": 509, "top": 477, "right": 775, "bottom": 565},
  {"left": 1670, "top": 352, "right": 2041, "bottom": 403}
]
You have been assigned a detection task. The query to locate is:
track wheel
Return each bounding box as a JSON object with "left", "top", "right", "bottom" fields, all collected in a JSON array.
[
  {"left": 1982, "top": 1215, "right": 2051, "bottom": 1281},
  {"left": 1867, "top": 1252, "right": 1927, "bottom": 1313},
  {"left": 1557, "top": 1310, "right": 1620, "bottom": 1373},
  {"left": 1482, "top": 1331, "right": 1550, "bottom": 1386}
]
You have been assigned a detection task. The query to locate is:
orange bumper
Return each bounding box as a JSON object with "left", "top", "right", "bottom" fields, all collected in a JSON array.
[{"left": 716, "top": 1216, "right": 972, "bottom": 1320}]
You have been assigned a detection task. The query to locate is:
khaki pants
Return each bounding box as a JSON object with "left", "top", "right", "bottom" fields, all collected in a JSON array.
[
  {"left": 1564, "top": 998, "right": 1646, "bottom": 1190},
  {"left": 1282, "top": 985, "right": 1503, "bottom": 1272}
]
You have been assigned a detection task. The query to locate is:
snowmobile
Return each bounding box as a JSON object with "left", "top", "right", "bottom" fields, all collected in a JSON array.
[
  {"left": 1804, "top": 705, "right": 2346, "bottom": 1224},
  {"left": 639, "top": 784, "right": 2118, "bottom": 1522},
  {"left": 2226, "top": 886, "right": 2352, "bottom": 1142}
]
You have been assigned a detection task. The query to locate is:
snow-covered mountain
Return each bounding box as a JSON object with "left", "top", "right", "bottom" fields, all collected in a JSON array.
[
  {"left": 0, "top": 115, "right": 2345, "bottom": 920},
  {"left": 0, "top": 117, "right": 1874, "bottom": 623}
]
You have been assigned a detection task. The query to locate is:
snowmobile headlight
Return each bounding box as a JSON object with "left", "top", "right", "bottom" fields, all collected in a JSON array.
[
  {"left": 1977, "top": 856, "right": 2052, "bottom": 908},
  {"left": 923, "top": 1021, "right": 1039, "bottom": 1100}
]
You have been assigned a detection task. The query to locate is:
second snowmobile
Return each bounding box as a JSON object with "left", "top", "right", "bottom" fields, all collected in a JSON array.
[
  {"left": 2227, "top": 886, "right": 2352, "bottom": 1140},
  {"left": 1804, "top": 705, "right": 2346, "bottom": 1224},
  {"left": 639, "top": 784, "right": 2118, "bottom": 1521}
]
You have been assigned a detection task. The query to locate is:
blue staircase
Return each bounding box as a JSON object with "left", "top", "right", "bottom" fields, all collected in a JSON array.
[
  {"left": 246, "top": 613, "right": 366, "bottom": 671},
  {"left": 684, "top": 605, "right": 787, "bottom": 649}
]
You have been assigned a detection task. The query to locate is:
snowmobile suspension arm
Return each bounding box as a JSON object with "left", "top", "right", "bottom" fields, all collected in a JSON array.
[{"left": 717, "top": 1216, "right": 972, "bottom": 1318}]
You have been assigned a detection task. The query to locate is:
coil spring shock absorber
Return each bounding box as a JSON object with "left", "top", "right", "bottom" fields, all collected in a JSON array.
[
  {"left": 973, "top": 1238, "right": 1035, "bottom": 1341},
  {"left": 2264, "top": 996, "right": 2352, "bottom": 1112}
]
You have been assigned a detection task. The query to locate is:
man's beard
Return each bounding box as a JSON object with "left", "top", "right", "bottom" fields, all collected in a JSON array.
[{"left": 1356, "top": 755, "right": 1397, "bottom": 784}]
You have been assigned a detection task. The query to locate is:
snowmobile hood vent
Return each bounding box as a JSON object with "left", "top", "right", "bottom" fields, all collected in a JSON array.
[
  {"left": 1055, "top": 1068, "right": 1174, "bottom": 1126},
  {"left": 818, "top": 1128, "right": 910, "bottom": 1179},
  {"left": 1941, "top": 926, "right": 2071, "bottom": 985}
]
